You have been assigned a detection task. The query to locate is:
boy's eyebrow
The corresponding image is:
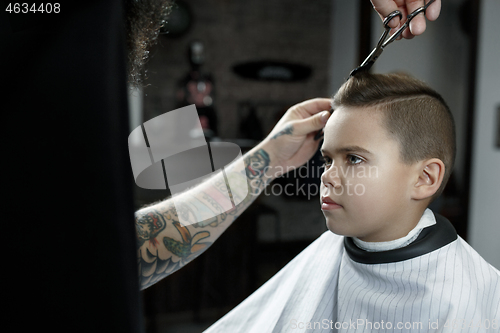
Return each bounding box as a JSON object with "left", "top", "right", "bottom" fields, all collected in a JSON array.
[{"left": 320, "top": 146, "right": 373, "bottom": 155}]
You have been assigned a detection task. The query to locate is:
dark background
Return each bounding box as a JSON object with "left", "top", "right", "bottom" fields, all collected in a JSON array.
[{"left": 3, "top": 1, "right": 142, "bottom": 332}]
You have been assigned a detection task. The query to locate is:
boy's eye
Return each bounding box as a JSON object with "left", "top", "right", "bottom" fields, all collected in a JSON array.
[
  {"left": 319, "top": 155, "right": 332, "bottom": 168},
  {"left": 347, "top": 154, "right": 363, "bottom": 165}
]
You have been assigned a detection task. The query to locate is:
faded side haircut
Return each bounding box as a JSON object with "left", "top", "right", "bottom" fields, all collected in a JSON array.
[{"left": 333, "top": 72, "right": 456, "bottom": 200}]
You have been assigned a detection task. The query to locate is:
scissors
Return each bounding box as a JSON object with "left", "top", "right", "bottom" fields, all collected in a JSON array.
[{"left": 314, "top": 0, "right": 436, "bottom": 141}]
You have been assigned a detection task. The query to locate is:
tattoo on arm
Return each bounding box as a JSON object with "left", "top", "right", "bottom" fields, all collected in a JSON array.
[
  {"left": 271, "top": 124, "right": 293, "bottom": 140},
  {"left": 136, "top": 148, "right": 272, "bottom": 289},
  {"left": 136, "top": 207, "right": 213, "bottom": 289},
  {"left": 244, "top": 148, "right": 271, "bottom": 193},
  {"left": 135, "top": 209, "right": 167, "bottom": 248}
]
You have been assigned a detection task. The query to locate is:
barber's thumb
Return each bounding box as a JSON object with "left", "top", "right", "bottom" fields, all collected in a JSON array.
[{"left": 292, "top": 111, "right": 330, "bottom": 135}]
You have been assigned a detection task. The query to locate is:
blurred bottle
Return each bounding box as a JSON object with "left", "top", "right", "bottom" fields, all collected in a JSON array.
[{"left": 176, "top": 40, "right": 218, "bottom": 140}]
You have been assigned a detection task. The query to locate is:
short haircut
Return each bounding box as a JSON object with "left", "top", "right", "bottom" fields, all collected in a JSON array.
[{"left": 332, "top": 72, "right": 456, "bottom": 200}]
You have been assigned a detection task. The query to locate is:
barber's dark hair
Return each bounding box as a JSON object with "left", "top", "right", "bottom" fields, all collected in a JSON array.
[
  {"left": 123, "top": 0, "right": 173, "bottom": 87},
  {"left": 333, "top": 72, "right": 456, "bottom": 200}
]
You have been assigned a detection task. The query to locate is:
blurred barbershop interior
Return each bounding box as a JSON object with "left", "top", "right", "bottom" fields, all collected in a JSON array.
[{"left": 127, "top": 0, "right": 499, "bottom": 332}]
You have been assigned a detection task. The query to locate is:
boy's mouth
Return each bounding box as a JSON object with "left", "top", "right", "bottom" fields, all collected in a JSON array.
[{"left": 321, "top": 196, "right": 343, "bottom": 210}]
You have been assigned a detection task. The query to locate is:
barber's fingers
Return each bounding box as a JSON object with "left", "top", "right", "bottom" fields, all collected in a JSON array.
[
  {"left": 370, "top": 0, "right": 401, "bottom": 28},
  {"left": 404, "top": 0, "right": 429, "bottom": 37},
  {"left": 402, "top": 0, "right": 440, "bottom": 38},
  {"left": 290, "top": 111, "right": 331, "bottom": 137},
  {"left": 293, "top": 98, "right": 332, "bottom": 118},
  {"left": 425, "top": 0, "right": 441, "bottom": 21},
  {"left": 371, "top": 0, "right": 441, "bottom": 39}
]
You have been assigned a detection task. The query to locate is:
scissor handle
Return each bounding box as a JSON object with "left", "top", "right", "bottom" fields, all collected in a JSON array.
[
  {"left": 382, "top": 0, "right": 436, "bottom": 46},
  {"left": 376, "top": 10, "right": 403, "bottom": 49},
  {"left": 349, "top": 0, "right": 436, "bottom": 78},
  {"left": 407, "top": 0, "right": 435, "bottom": 21},
  {"left": 383, "top": 10, "right": 403, "bottom": 29}
]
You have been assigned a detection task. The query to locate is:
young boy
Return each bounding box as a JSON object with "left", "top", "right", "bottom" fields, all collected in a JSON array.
[{"left": 203, "top": 73, "right": 500, "bottom": 332}]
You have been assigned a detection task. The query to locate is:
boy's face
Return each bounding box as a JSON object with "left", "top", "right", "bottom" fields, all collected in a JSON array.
[{"left": 320, "top": 106, "right": 418, "bottom": 242}]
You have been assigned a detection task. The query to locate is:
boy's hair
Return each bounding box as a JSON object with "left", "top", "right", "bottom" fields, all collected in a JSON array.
[{"left": 332, "top": 72, "right": 456, "bottom": 200}]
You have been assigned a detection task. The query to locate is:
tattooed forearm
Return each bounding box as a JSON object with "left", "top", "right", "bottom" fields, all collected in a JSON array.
[
  {"left": 136, "top": 147, "right": 275, "bottom": 289},
  {"left": 163, "top": 222, "right": 211, "bottom": 262},
  {"left": 136, "top": 206, "right": 212, "bottom": 289},
  {"left": 271, "top": 124, "right": 293, "bottom": 140},
  {"left": 135, "top": 208, "right": 168, "bottom": 248},
  {"left": 244, "top": 148, "right": 272, "bottom": 194}
]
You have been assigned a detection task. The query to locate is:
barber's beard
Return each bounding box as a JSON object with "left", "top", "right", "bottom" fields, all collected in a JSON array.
[{"left": 124, "top": 0, "right": 173, "bottom": 88}]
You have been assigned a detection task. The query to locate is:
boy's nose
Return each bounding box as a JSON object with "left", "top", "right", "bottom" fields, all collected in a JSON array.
[{"left": 321, "top": 167, "right": 341, "bottom": 189}]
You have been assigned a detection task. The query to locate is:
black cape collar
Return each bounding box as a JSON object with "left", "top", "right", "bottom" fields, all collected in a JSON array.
[{"left": 344, "top": 213, "right": 458, "bottom": 264}]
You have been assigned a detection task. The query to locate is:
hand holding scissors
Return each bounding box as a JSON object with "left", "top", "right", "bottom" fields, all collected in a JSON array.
[
  {"left": 371, "top": 0, "right": 441, "bottom": 39},
  {"left": 314, "top": 0, "right": 440, "bottom": 140}
]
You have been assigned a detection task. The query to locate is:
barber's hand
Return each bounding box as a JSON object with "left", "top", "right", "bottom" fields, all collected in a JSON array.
[
  {"left": 371, "top": 0, "right": 441, "bottom": 39},
  {"left": 256, "top": 98, "right": 331, "bottom": 179}
]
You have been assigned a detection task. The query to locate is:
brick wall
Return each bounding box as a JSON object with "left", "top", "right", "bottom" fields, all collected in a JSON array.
[{"left": 142, "top": 0, "right": 332, "bottom": 139}]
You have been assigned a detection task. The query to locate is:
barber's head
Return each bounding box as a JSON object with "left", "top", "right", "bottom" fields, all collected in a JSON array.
[{"left": 124, "top": 0, "right": 173, "bottom": 87}]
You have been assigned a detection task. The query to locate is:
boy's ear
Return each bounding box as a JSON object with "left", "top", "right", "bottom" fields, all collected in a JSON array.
[{"left": 411, "top": 158, "right": 445, "bottom": 200}]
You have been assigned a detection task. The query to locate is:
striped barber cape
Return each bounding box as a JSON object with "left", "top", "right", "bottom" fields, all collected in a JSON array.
[{"left": 204, "top": 213, "right": 500, "bottom": 332}]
